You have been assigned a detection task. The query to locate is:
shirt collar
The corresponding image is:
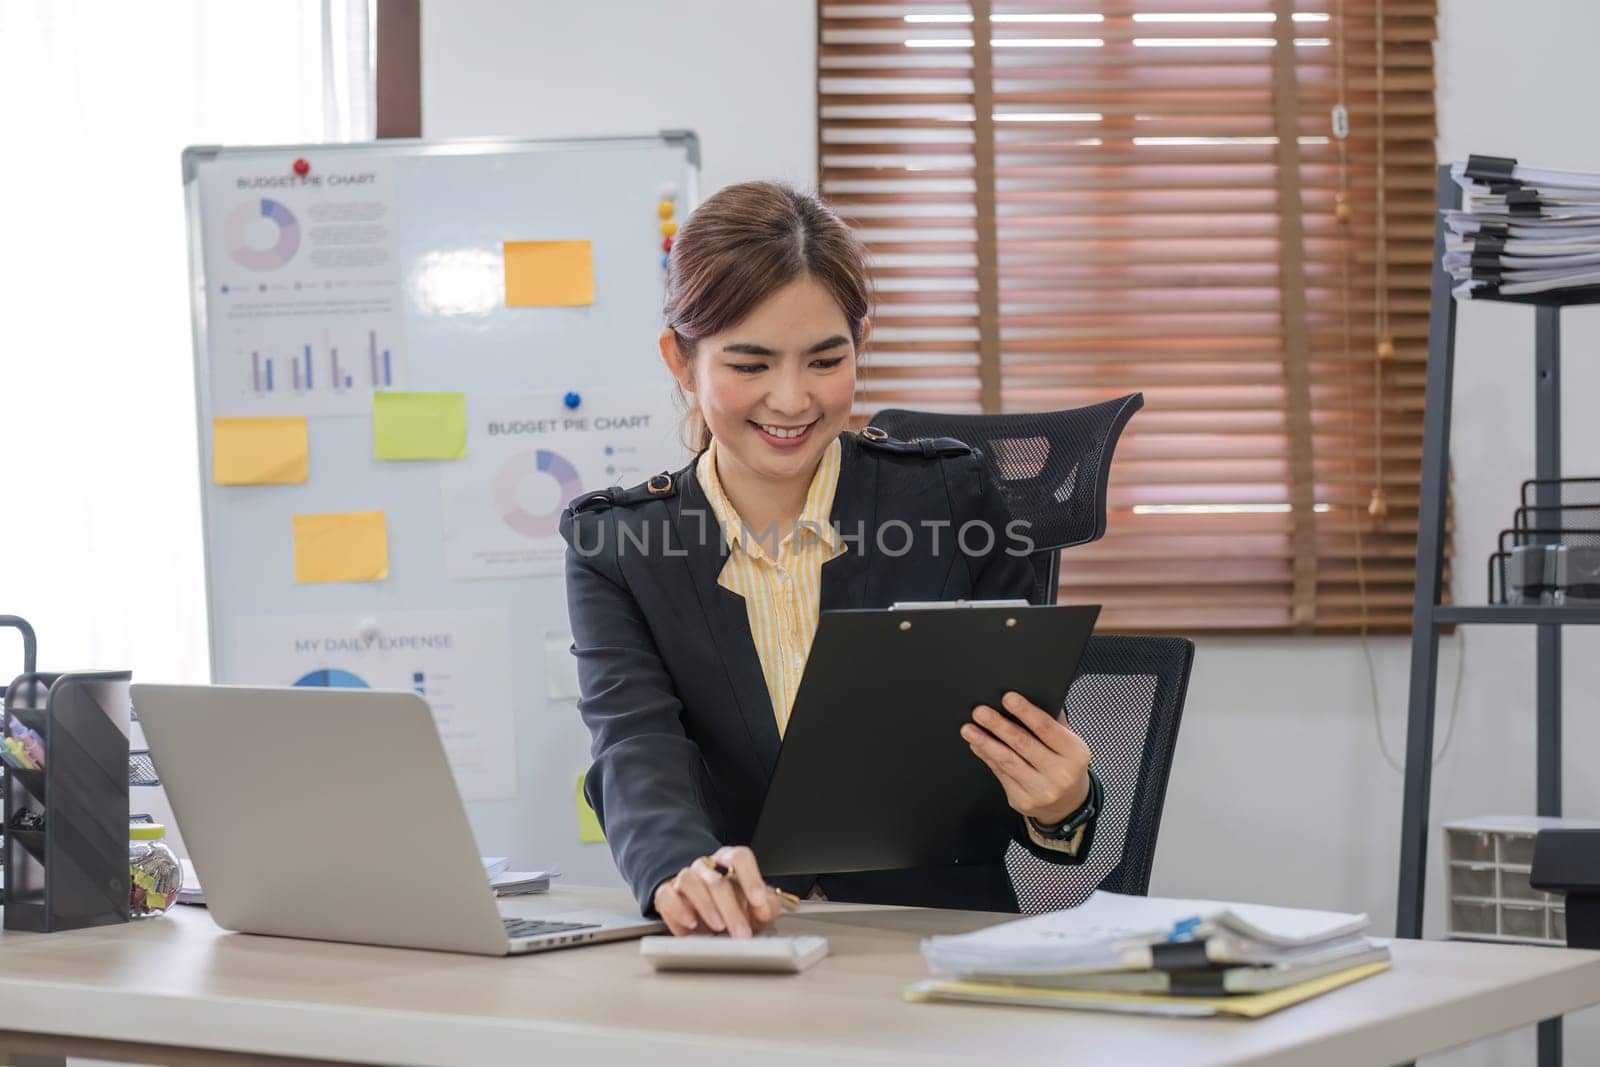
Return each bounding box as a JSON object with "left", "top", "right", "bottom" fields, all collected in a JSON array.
[{"left": 696, "top": 435, "right": 843, "bottom": 556}]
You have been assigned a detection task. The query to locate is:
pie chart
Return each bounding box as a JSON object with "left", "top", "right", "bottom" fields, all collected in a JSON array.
[
  {"left": 293, "top": 668, "right": 370, "bottom": 689},
  {"left": 225, "top": 197, "right": 301, "bottom": 270},
  {"left": 495, "top": 449, "right": 584, "bottom": 538}
]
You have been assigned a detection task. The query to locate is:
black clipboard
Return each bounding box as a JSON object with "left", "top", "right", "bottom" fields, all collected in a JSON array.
[{"left": 750, "top": 601, "right": 1100, "bottom": 876}]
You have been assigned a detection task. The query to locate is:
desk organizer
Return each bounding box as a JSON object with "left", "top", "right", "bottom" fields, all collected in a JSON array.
[
  {"left": 2, "top": 670, "right": 131, "bottom": 932},
  {"left": 1488, "top": 480, "right": 1600, "bottom": 605},
  {"left": 0, "top": 616, "right": 40, "bottom": 906},
  {"left": 1444, "top": 816, "right": 1600, "bottom": 946}
]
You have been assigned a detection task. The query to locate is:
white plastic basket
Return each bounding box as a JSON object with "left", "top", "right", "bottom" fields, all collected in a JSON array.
[{"left": 1443, "top": 815, "right": 1600, "bottom": 945}]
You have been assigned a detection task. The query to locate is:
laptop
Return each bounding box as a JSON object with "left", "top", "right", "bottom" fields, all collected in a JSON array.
[{"left": 132, "top": 683, "right": 663, "bottom": 955}]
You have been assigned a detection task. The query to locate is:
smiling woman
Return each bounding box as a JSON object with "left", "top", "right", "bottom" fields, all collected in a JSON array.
[
  {"left": 662, "top": 274, "right": 864, "bottom": 540},
  {"left": 656, "top": 182, "right": 874, "bottom": 543},
  {"left": 559, "top": 181, "right": 1103, "bottom": 938}
]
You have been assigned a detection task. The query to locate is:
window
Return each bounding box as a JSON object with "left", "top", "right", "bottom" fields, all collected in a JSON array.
[
  {"left": 0, "top": 0, "right": 372, "bottom": 677},
  {"left": 820, "top": 0, "right": 1440, "bottom": 632}
]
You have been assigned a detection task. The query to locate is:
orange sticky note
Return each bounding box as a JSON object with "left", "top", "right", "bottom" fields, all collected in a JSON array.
[
  {"left": 504, "top": 240, "right": 594, "bottom": 307},
  {"left": 212, "top": 417, "right": 308, "bottom": 485},
  {"left": 292, "top": 511, "right": 389, "bottom": 584}
]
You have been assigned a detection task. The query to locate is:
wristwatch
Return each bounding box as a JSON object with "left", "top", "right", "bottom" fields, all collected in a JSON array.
[{"left": 1028, "top": 766, "right": 1102, "bottom": 840}]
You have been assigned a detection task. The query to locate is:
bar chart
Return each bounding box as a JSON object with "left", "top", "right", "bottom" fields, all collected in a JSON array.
[{"left": 248, "top": 329, "right": 395, "bottom": 395}]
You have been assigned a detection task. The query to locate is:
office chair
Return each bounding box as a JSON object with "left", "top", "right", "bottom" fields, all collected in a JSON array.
[{"left": 866, "top": 395, "right": 1194, "bottom": 910}]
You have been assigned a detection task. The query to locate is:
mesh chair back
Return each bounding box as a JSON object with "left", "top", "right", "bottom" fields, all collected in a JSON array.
[
  {"left": 869, "top": 393, "right": 1142, "bottom": 554},
  {"left": 1006, "top": 635, "right": 1193, "bottom": 912}
]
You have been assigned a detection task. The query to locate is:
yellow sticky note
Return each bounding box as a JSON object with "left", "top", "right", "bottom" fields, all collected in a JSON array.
[
  {"left": 577, "top": 773, "right": 605, "bottom": 844},
  {"left": 373, "top": 392, "right": 467, "bottom": 461},
  {"left": 292, "top": 511, "right": 389, "bottom": 584},
  {"left": 504, "top": 240, "right": 594, "bottom": 307},
  {"left": 212, "top": 417, "right": 308, "bottom": 485}
]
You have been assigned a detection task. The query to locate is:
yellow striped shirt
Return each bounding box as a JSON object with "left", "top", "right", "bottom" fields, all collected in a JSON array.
[{"left": 697, "top": 436, "right": 845, "bottom": 737}]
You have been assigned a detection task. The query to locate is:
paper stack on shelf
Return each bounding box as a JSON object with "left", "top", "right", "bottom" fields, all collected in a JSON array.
[
  {"left": 907, "top": 891, "right": 1390, "bottom": 1018},
  {"left": 1447, "top": 155, "right": 1600, "bottom": 299}
]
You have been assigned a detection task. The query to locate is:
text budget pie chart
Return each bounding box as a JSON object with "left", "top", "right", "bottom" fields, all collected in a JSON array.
[
  {"left": 225, "top": 197, "right": 301, "bottom": 270},
  {"left": 496, "top": 449, "right": 583, "bottom": 538}
]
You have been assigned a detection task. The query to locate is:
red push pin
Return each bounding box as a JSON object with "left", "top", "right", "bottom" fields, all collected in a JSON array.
[
  {"left": 661, "top": 237, "right": 672, "bottom": 253},
  {"left": 292, "top": 158, "right": 310, "bottom": 177}
]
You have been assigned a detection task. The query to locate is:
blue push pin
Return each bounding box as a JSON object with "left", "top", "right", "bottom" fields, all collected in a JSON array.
[{"left": 564, "top": 391, "right": 582, "bottom": 410}]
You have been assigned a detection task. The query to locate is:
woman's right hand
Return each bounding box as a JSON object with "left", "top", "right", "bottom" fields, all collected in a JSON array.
[{"left": 653, "top": 845, "right": 777, "bottom": 938}]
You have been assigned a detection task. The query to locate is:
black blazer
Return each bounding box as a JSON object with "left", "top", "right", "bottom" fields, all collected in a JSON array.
[{"left": 559, "top": 430, "right": 1097, "bottom": 915}]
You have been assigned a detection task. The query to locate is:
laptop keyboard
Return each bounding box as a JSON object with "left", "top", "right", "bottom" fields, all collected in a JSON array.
[{"left": 502, "top": 917, "right": 602, "bottom": 940}]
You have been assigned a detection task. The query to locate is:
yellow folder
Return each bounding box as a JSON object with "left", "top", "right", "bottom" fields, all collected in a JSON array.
[{"left": 905, "top": 962, "right": 1389, "bottom": 1019}]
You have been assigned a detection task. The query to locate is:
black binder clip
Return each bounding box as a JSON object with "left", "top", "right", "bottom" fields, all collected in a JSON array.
[
  {"left": 1506, "top": 188, "right": 1542, "bottom": 217},
  {"left": 1469, "top": 253, "right": 1503, "bottom": 280},
  {"left": 1464, "top": 153, "right": 1519, "bottom": 184},
  {"left": 1474, "top": 233, "right": 1507, "bottom": 255}
]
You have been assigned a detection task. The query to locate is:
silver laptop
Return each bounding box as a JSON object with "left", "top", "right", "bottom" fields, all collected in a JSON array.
[{"left": 132, "top": 683, "right": 663, "bottom": 955}]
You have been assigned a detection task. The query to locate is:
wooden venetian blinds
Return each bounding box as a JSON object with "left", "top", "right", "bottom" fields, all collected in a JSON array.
[{"left": 820, "top": 0, "right": 1440, "bottom": 633}]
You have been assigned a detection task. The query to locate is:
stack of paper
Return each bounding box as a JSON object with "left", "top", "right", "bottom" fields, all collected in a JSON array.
[
  {"left": 483, "top": 856, "right": 559, "bottom": 896},
  {"left": 1446, "top": 155, "right": 1600, "bottom": 299},
  {"left": 491, "top": 870, "right": 557, "bottom": 897},
  {"left": 908, "top": 891, "right": 1390, "bottom": 1018}
]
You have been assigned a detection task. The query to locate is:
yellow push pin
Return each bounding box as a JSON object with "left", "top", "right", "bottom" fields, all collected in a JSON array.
[
  {"left": 658, "top": 200, "right": 675, "bottom": 219},
  {"left": 660, "top": 219, "right": 678, "bottom": 238}
]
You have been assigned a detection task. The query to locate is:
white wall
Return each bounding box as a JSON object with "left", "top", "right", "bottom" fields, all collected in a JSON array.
[
  {"left": 422, "top": 0, "right": 817, "bottom": 194},
  {"left": 424, "top": 3, "right": 1600, "bottom": 1062},
  {"left": 1414, "top": 9, "right": 1600, "bottom": 1057}
]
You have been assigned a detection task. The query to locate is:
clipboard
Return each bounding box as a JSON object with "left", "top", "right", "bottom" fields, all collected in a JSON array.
[{"left": 750, "top": 601, "right": 1100, "bottom": 876}]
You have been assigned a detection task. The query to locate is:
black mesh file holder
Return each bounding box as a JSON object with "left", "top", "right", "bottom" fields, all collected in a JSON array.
[
  {"left": 0, "top": 615, "right": 40, "bottom": 906},
  {"left": 3, "top": 670, "right": 131, "bottom": 932},
  {"left": 1522, "top": 477, "right": 1600, "bottom": 510}
]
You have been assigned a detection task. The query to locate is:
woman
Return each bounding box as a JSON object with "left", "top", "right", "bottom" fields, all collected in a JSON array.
[{"left": 560, "top": 182, "right": 1100, "bottom": 938}]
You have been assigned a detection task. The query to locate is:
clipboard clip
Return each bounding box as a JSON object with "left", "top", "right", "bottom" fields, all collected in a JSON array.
[{"left": 888, "top": 599, "right": 1031, "bottom": 610}]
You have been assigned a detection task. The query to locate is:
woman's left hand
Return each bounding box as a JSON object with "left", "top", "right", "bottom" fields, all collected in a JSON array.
[{"left": 962, "top": 692, "right": 1092, "bottom": 825}]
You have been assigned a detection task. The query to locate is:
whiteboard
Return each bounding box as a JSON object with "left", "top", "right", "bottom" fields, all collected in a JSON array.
[{"left": 183, "top": 134, "right": 700, "bottom": 886}]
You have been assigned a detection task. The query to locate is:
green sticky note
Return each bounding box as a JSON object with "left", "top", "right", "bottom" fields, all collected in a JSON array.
[
  {"left": 577, "top": 773, "right": 605, "bottom": 844},
  {"left": 373, "top": 391, "right": 467, "bottom": 461}
]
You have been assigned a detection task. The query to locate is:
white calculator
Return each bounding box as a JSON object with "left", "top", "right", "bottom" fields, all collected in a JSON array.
[{"left": 639, "top": 935, "right": 829, "bottom": 973}]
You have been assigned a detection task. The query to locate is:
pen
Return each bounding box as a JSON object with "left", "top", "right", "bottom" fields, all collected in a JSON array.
[{"left": 698, "top": 857, "right": 802, "bottom": 911}]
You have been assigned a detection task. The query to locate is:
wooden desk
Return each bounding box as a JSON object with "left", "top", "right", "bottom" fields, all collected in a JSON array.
[{"left": 0, "top": 887, "right": 1595, "bottom": 1067}]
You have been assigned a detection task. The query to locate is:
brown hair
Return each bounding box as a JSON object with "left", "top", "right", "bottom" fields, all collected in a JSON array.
[{"left": 663, "top": 181, "right": 872, "bottom": 452}]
